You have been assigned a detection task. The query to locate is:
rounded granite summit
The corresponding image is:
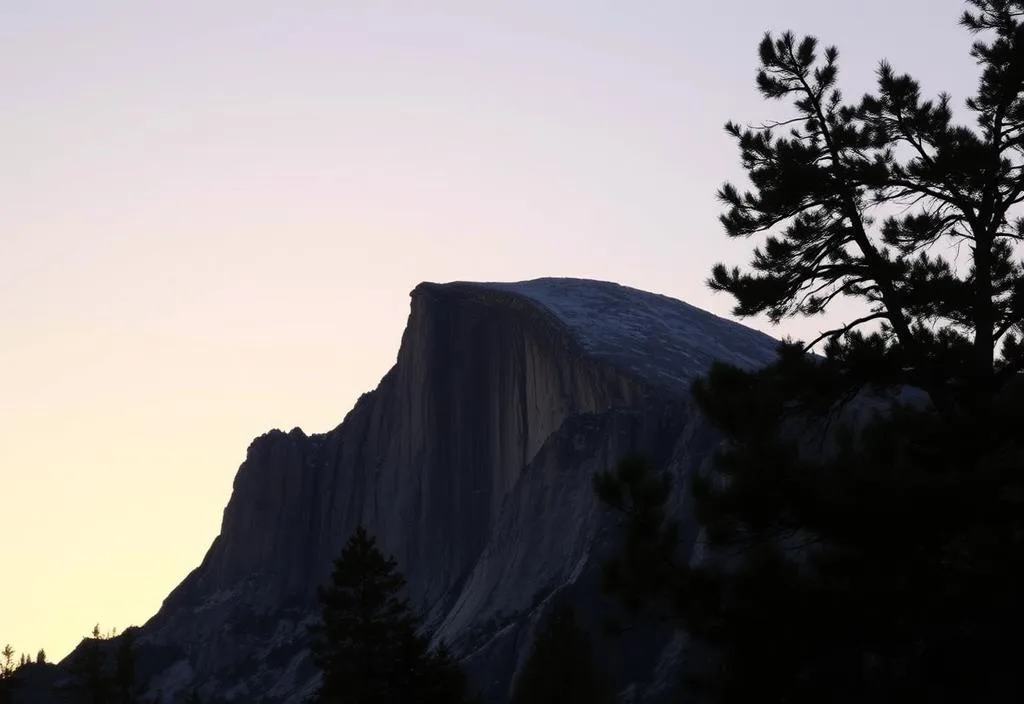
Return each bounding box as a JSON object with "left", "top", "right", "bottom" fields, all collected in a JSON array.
[
  {"left": 440, "top": 277, "right": 781, "bottom": 395},
  {"left": 135, "top": 276, "right": 783, "bottom": 704}
]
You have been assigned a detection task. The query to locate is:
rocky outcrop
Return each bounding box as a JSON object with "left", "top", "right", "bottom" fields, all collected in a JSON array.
[{"left": 130, "top": 278, "right": 781, "bottom": 703}]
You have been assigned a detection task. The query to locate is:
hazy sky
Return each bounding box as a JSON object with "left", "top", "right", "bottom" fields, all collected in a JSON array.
[{"left": 2, "top": 0, "right": 975, "bottom": 660}]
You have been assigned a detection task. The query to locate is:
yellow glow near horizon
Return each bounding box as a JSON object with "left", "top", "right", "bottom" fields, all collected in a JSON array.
[{"left": 1, "top": 0, "right": 973, "bottom": 662}]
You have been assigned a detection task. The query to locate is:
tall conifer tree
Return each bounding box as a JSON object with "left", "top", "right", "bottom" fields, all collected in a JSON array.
[{"left": 597, "top": 2, "right": 1024, "bottom": 701}]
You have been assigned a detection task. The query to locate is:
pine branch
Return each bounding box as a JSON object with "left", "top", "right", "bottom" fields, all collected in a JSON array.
[
  {"left": 803, "top": 312, "right": 888, "bottom": 352},
  {"left": 786, "top": 45, "right": 918, "bottom": 351}
]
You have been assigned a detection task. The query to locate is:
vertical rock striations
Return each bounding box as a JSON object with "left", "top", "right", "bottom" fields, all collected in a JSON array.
[{"left": 134, "top": 278, "right": 781, "bottom": 703}]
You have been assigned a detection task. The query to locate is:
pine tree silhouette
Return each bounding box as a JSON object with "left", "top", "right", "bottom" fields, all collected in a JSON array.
[
  {"left": 596, "top": 2, "right": 1024, "bottom": 701},
  {"left": 309, "top": 526, "right": 470, "bottom": 704},
  {"left": 0, "top": 645, "right": 18, "bottom": 704}
]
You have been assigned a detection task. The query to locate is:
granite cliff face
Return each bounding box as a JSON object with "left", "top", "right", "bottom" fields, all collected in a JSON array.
[{"left": 133, "top": 278, "right": 781, "bottom": 703}]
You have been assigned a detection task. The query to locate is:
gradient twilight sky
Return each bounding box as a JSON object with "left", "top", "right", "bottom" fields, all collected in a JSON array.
[{"left": 1, "top": 0, "right": 976, "bottom": 660}]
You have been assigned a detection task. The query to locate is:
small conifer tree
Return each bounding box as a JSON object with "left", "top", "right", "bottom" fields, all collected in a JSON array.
[{"left": 309, "top": 526, "right": 470, "bottom": 704}]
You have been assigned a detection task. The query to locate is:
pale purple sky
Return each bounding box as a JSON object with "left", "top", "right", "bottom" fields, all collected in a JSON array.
[{"left": 1, "top": 0, "right": 972, "bottom": 659}]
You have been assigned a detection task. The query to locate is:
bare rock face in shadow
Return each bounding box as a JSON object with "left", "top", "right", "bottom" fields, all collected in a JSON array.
[{"left": 131, "top": 278, "right": 781, "bottom": 704}]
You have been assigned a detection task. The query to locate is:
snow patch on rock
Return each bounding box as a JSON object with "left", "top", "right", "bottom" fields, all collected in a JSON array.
[{"left": 473, "top": 278, "right": 780, "bottom": 393}]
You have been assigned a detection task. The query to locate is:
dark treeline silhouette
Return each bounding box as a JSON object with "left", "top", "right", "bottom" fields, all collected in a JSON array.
[
  {"left": 1, "top": 645, "right": 19, "bottom": 704},
  {"left": 596, "top": 0, "right": 1024, "bottom": 702},
  {"left": 1, "top": 644, "right": 46, "bottom": 674},
  {"left": 4, "top": 534, "right": 621, "bottom": 704},
  {"left": 2, "top": 642, "right": 58, "bottom": 704},
  {"left": 56, "top": 625, "right": 148, "bottom": 704},
  {"left": 0, "top": 625, "right": 150, "bottom": 704}
]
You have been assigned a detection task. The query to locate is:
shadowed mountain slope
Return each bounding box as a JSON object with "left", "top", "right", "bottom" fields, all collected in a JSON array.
[{"left": 125, "top": 278, "right": 780, "bottom": 703}]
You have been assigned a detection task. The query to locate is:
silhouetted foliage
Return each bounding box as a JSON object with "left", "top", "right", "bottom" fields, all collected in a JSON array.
[
  {"left": 36, "top": 650, "right": 46, "bottom": 665},
  {"left": 73, "top": 627, "right": 112, "bottom": 704},
  {"left": 0, "top": 645, "right": 18, "bottom": 704},
  {"left": 309, "top": 526, "right": 471, "bottom": 704},
  {"left": 0, "top": 647, "right": 14, "bottom": 678},
  {"left": 597, "top": 2, "right": 1024, "bottom": 702},
  {"left": 58, "top": 624, "right": 140, "bottom": 704},
  {"left": 598, "top": 392, "right": 1024, "bottom": 701},
  {"left": 511, "top": 601, "right": 614, "bottom": 704},
  {"left": 708, "top": 7, "right": 1024, "bottom": 409}
]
